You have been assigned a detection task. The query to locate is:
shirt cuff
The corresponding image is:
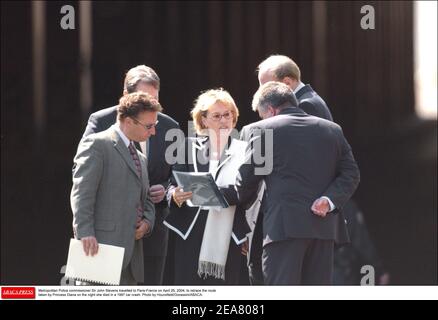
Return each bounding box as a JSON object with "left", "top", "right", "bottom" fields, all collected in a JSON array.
[
  {"left": 167, "top": 185, "right": 177, "bottom": 207},
  {"left": 321, "top": 196, "right": 335, "bottom": 212}
]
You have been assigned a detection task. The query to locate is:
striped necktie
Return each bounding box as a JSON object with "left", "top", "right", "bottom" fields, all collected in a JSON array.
[
  {"left": 128, "top": 142, "right": 142, "bottom": 177},
  {"left": 128, "top": 141, "right": 143, "bottom": 223}
]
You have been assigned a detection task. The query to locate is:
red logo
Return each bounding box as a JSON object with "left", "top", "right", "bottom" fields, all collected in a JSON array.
[{"left": 1, "top": 287, "right": 36, "bottom": 299}]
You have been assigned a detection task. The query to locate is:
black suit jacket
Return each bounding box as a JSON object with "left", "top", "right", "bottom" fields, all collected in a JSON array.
[
  {"left": 295, "top": 84, "right": 333, "bottom": 121},
  {"left": 82, "top": 105, "right": 180, "bottom": 256},
  {"left": 237, "top": 107, "right": 360, "bottom": 247}
]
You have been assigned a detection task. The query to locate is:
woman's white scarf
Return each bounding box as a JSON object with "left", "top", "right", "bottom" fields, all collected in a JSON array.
[{"left": 196, "top": 139, "right": 247, "bottom": 280}]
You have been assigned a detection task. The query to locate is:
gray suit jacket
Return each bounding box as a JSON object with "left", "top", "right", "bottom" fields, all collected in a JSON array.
[
  {"left": 82, "top": 106, "right": 180, "bottom": 258},
  {"left": 71, "top": 126, "right": 155, "bottom": 283}
]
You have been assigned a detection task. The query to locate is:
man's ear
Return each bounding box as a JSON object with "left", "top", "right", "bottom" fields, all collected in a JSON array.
[
  {"left": 281, "top": 76, "right": 297, "bottom": 89},
  {"left": 268, "top": 105, "right": 275, "bottom": 114},
  {"left": 268, "top": 105, "right": 281, "bottom": 117},
  {"left": 124, "top": 116, "right": 133, "bottom": 125}
]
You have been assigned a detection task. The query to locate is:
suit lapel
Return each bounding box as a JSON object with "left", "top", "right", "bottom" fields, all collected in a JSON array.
[
  {"left": 194, "top": 137, "right": 210, "bottom": 173},
  {"left": 215, "top": 145, "right": 233, "bottom": 180},
  {"left": 195, "top": 136, "right": 235, "bottom": 179},
  {"left": 138, "top": 153, "right": 147, "bottom": 197},
  {"left": 148, "top": 120, "right": 163, "bottom": 161},
  {"left": 111, "top": 130, "right": 142, "bottom": 181},
  {"left": 134, "top": 141, "right": 141, "bottom": 152},
  {"left": 148, "top": 112, "right": 167, "bottom": 161}
]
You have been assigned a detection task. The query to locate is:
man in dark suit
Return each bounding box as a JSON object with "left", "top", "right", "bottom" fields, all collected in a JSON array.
[
  {"left": 236, "top": 81, "right": 360, "bottom": 285},
  {"left": 257, "top": 54, "right": 333, "bottom": 121},
  {"left": 82, "top": 65, "right": 180, "bottom": 285},
  {"left": 243, "top": 55, "right": 335, "bottom": 285}
]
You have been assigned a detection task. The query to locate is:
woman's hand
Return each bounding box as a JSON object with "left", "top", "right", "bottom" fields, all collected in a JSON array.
[
  {"left": 172, "top": 187, "right": 193, "bottom": 208},
  {"left": 240, "top": 239, "right": 249, "bottom": 256}
]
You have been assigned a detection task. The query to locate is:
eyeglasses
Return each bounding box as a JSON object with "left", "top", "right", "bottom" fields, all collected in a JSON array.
[
  {"left": 206, "top": 111, "right": 233, "bottom": 122},
  {"left": 131, "top": 117, "right": 159, "bottom": 130}
]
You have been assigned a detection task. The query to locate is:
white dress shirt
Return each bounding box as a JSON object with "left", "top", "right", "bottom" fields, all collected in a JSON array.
[{"left": 113, "top": 124, "right": 130, "bottom": 148}]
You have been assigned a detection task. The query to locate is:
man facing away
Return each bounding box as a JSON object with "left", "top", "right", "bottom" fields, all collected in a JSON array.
[
  {"left": 237, "top": 82, "right": 360, "bottom": 285},
  {"left": 82, "top": 65, "right": 180, "bottom": 285},
  {"left": 257, "top": 54, "right": 333, "bottom": 121},
  {"left": 242, "top": 54, "right": 335, "bottom": 284},
  {"left": 71, "top": 92, "right": 161, "bottom": 285}
]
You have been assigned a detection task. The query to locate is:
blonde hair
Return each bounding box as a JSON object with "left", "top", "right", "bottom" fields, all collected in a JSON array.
[{"left": 191, "top": 88, "right": 239, "bottom": 135}]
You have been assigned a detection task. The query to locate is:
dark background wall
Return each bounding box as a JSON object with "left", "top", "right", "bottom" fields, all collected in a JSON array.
[{"left": 1, "top": 1, "right": 436, "bottom": 285}]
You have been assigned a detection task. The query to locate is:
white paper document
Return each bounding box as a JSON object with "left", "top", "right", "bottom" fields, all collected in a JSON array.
[{"left": 65, "top": 238, "right": 125, "bottom": 285}]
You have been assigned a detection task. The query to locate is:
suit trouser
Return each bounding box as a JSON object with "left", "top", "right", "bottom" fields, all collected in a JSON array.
[
  {"left": 142, "top": 207, "right": 169, "bottom": 285},
  {"left": 248, "top": 214, "right": 264, "bottom": 285},
  {"left": 120, "top": 264, "right": 138, "bottom": 285},
  {"left": 262, "top": 238, "right": 334, "bottom": 285},
  {"left": 248, "top": 260, "right": 264, "bottom": 285},
  {"left": 142, "top": 254, "right": 167, "bottom": 285}
]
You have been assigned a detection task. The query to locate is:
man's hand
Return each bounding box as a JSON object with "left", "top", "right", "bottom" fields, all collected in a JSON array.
[
  {"left": 135, "top": 220, "right": 150, "bottom": 240},
  {"left": 149, "top": 184, "right": 166, "bottom": 204},
  {"left": 81, "top": 236, "right": 99, "bottom": 256},
  {"left": 311, "top": 197, "right": 330, "bottom": 217}
]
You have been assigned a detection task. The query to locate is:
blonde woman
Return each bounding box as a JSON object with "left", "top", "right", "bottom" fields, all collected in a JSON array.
[{"left": 164, "top": 89, "right": 250, "bottom": 285}]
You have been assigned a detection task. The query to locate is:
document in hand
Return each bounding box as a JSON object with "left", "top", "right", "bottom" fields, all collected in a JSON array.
[
  {"left": 65, "top": 238, "right": 125, "bottom": 285},
  {"left": 172, "top": 171, "right": 229, "bottom": 208}
]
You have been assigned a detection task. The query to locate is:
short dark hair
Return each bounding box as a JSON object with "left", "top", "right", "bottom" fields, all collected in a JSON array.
[
  {"left": 252, "top": 81, "right": 298, "bottom": 113},
  {"left": 117, "top": 92, "right": 163, "bottom": 120},
  {"left": 123, "top": 65, "right": 160, "bottom": 94}
]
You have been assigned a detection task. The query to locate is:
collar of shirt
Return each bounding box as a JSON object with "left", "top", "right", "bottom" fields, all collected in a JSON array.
[
  {"left": 113, "top": 123, "right": 131, "bottom": 148},
  {"left": 293, "top": 81, "right": 305, "bottom": 94}
]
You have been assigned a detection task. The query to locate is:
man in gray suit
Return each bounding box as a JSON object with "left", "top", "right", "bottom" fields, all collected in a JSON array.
[
  {"left": 82, "top": 65, "right": 180, "bottom": 285},
  {"left": 71, "top": 92, "right": 161, "bottom": 285},
  {"left": 237, "top": 82, "right": 360, "bottom": 285},
  {"left": 257, "top": 54, "right": 333, "bottom": 121}
]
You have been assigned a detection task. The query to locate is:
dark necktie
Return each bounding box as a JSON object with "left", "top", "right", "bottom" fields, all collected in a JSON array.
[
  {"left": 128, "top": 141, "right": 143, "bottom": 223},
  {"left": 128, "top": 142, "right": 142, "bottom": 177}
]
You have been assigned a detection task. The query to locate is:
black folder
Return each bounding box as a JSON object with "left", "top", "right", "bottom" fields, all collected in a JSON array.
[{"left": 172, "top": 171, "right": 229, "bottom": 208}]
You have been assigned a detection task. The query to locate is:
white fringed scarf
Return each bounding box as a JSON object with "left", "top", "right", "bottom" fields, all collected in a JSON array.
[{"left": 196, "top": 139, "right": 247, "bottom": 280}]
